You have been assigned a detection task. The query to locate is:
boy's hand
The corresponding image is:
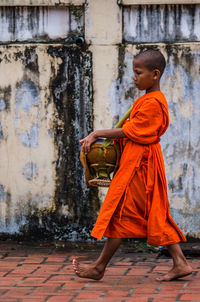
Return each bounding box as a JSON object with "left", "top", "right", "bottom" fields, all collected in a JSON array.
[{"left": 80, "top": 132, "right": 97, "bottom": 154}]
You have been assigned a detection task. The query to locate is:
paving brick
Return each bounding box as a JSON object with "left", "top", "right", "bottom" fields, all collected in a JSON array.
[
  {"left": 59, "top": 281, "right": 86, "bottom": 290},
  {"left": 22, "top": 258, "right": 45, "bottom": 264},
  {"left": 114, "top": 262, "right": 133, "bottom": 266},
  {"left": 76, "top": 291, "right": 103, "bottom": 299},
  {"left": 0, "top": 298, "right": 21, "bottom": 302},
  {"left": 29, "top": 285, "right": 60, "bottom": 294},
  {"left": 153, "top": 299, "right": 178, "bottom": 302},
  {"left": 133, "top": 287, "right": 158, "bottom": 294},
  {"left": 1, "top": 257, "right": 25, "bottom": 262},
  {"left": 46, "top": 274, "right": 74, "bottom": 282},
  {"left": 44, "top": 256, "right": 67, "bottom": 262},
  {"left": 47, "top": 297, "right": 73, "bottom": 302},
  {"left": 180, "top": 293, "right": 200, "bottom": 300},
  {"left": 3, "top": 287, "right": 33, "bottom": 297},
  {"left": 21, "top": 297, "right": 49, "bottom": 302},
  {"left": 135, "top": 262, "right": 156, "bottom": 266},
  {"left": 0, "top": 279, "right": 18, "bottom": 286},
  {"left": 58, "top": 265, "right": 81, "bottom": 274},
  {"left": 127, "top": 267, "right": 150, "bottom": 275},
  {"left": 117, "top": 275, "right": 141, "bottom": 282},
  {"left": 21, "top": 299, "right": 47, "bottom": 302},
  {"left": 105, "top": 267, "right": 129, "bottom": 275},
  {"left": 104, "top": 290, "right": 129, "bottom": 297},
  {"left": 101, "top": 297, "right": 148, "bottom": 302},
  {"left": 74, "top": 299, "right": 130, "bottom": 302},
  {"left": 8, "top": 265, "right": 39, "bottom": 273},
  {"left": 153, "top": 265, "right": 172, "bottom": 271},
  {"left": 69, "top": 255, "right": 89, "bottom": 261},
  {"left": 188, "top": 284, "right": 200, "bottom": 289},
  {"left": 16, "top": 277, "right": 50, "bottom": 286}
]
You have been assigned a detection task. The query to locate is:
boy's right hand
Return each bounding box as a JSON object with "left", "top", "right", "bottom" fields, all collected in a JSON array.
[{"left": 80, "top": 132, "right": 97, "bottom": 155}]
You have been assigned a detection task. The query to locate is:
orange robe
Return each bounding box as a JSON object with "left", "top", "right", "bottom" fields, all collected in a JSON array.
[{"left": 91, "top": 91, "right": 186, "bottom": 246}]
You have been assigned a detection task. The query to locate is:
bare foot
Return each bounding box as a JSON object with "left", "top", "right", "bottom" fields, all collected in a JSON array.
[
  {"left": 72, "top": 258, "right": 104, "bottom": 280},
  {"left": 156, "top": 264, "right": 192, "bottom": 281}
]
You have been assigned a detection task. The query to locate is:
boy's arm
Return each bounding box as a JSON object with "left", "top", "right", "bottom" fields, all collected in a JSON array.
[{"left": 80, "top": 128, "right": 127, "bottom": 154}]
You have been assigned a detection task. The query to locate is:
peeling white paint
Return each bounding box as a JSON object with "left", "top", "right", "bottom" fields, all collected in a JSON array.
[
  {"left": 15, "top": 79, "right": 39, "bottom": 120},
  {"left": 22, "top": 162, "right": 38, "bottom": 180},
  {"left": 0, "top": 99, "right": 6, "bottom": 111},
  {"left": 178, "top": 99, "right": 196, "bottom": 119},
  {"left": 0, "top": 45, "right": 58, "bottom": 234},
  {"left": 19, "top": 123, "right": 39, "bottom": 148},
  {"left": 0, "top": 6, "right": 83, "bottom": 42},
  {"left": 124, "top": 5, "right": 200, "bottom": 43}
]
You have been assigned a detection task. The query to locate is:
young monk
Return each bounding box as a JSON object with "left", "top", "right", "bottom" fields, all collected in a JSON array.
[{"left": 73, "top": 49, "right": 192, "bottom": 281}]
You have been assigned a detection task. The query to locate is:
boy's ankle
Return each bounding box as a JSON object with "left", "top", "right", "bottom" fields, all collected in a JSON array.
[{"left": 95, "top": 263, "right": 106, "bottom": 273}]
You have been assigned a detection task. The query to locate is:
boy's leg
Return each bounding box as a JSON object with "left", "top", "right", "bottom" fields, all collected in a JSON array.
[
  {"left": 72, "top": 238, "right": 122, "bottom": 280},
  {"left": 156, "top": 243, "right": 192, "bottom": 281}
]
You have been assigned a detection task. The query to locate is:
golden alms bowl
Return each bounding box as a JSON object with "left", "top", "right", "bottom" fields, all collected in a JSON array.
[
  {"left": 80, "top": 139, "right": 120, "bottom": 187},
  {"left": 80, "top": 106, "right": 133, "bottom": 187}
]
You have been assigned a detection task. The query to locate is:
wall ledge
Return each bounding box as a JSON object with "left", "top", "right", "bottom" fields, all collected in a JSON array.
[
  {"left": 2, "top": 0, "right": 200, "bottom": 7},
  {"left": 120, "top": 0, "right": 200, "bottom": 4},
  {"left": 0, "top": 0, "right": 84, "bottom": 6}
]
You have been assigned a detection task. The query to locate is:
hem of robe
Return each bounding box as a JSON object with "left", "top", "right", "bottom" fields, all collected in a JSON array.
[
  {"left": 92, "top": 230, "right": 183, "bottom": 247},
  {"left": 91, "top": 213, "right": 187, "bottom": 247},
  {"left": 103, "top": 235, "right": 181, "bottom": 247},
  {"left": 103, "top": 216, "right": 147, "bottom": 239}
]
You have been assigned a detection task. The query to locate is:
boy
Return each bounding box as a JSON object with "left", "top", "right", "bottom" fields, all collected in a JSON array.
[{"left": 73, "top": 49, "right": 192, "bottom": 281}]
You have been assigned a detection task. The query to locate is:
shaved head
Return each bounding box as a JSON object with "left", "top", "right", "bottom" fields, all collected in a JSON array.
[{"left": 135, "top": 50, "right": 166, "bottom": 77}]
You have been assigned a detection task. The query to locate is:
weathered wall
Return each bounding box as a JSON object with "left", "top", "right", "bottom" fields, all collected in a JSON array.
[
  {"left": 114, "top": 5, "right": 200, "bottom": 239},
  {"left": 112, "top": 43, "right": 200, "bottom": 238},
  {"left": 0, "top": 1, "right": 200, "bottom": 240},
  {"left": 0, "top": 5, "right": 99, "bottom": 240}
]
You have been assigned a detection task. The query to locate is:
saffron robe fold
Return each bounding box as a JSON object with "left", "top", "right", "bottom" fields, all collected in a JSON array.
[{"left": 91, "top": 91, "right": 186, "bottom": 246}]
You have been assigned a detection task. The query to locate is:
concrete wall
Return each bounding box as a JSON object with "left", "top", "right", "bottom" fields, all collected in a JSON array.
[
  {"left": 0, "top": 0, "right": 200, "bottom": 240},
  {"left": 0, "top": 4, "right": 99, "bottom": 240}
]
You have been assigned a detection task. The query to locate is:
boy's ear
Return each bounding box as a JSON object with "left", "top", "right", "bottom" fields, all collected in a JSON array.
[{"left": 153, "top": 69, "right": 160, "bottom": 79}]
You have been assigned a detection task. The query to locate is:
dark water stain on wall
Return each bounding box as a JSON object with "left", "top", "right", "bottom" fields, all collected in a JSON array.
[
  {"left": 5, "top": 190, "right": 12, "bottom": 228},
  {"left": 16, "top": 44, "right": 100, "bottom": 240},
  {"left": 168, "top": 163, "right": 188, "bottom": 194},
  {"left": 0, "top": 122, "right": 3, "bottom": 140},
  {"left": 0, "top": 85, "right": 11, "bottom": 111},
  {"left": 22, "top": 47, "right": 39, "bottom": 74},
  {"left": 0, "top": 185, "right": 12, "bottom": 227},
  {"left": 0, "top": 45, "right": 99, "bottom": 240},
  {"left": 47, "top": 45, "right": 99, "bottom": 239}
]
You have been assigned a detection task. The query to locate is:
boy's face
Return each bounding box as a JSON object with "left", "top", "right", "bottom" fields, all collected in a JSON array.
[{"left": 133, "top": 58, "right": 157, "bottom": 91}]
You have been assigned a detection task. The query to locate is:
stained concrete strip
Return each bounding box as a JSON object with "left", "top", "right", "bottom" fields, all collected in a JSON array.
[
  {"left": 0, "top": 0, "right": 84, "bottom": 6},
  {"left": 121, "top": 0, "right": 200, "bottom": 4}
]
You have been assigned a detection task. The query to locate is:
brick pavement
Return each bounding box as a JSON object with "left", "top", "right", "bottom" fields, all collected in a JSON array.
[{"left": 0, "top": 240, "right": 199, "bottom": 302}]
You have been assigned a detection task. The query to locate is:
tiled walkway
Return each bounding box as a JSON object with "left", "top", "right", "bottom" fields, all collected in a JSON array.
[{"left": 0, "top": 241, "right": 199, "bottom": 302}]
